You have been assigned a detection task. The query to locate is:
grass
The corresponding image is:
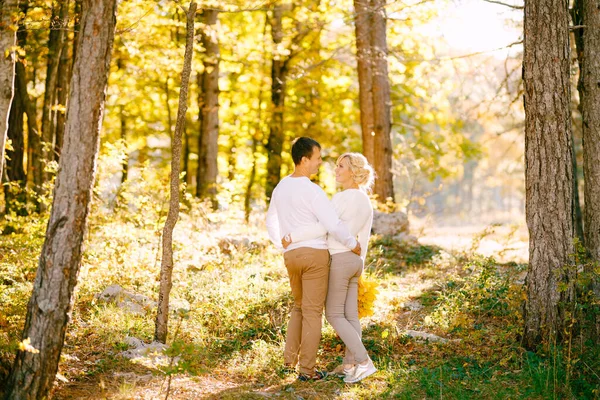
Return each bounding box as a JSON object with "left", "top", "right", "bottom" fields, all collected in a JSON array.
[{"left": 0, "top": 197, "right": 599, "bottom": 399}]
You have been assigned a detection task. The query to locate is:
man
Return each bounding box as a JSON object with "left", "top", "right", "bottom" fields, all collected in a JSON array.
[{"left": 266, "top": 137, "right": 360, "bottom": 381}]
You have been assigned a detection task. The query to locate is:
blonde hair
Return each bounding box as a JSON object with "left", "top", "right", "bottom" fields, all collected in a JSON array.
[{"left": 336, "top": 152, "right": 375, "bottom": 191}]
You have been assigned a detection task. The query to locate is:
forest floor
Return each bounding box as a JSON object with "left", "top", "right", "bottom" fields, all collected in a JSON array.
[{"left": 1, "top": 205, "right": 598, "bottom": 399}]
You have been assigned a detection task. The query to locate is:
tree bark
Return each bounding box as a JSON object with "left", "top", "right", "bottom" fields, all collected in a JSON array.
[
  {"left": 580, "top": 0, "right": 600, "bottom": 339},
  {"left": 265, "top": 3, "right": 287, "bottom": 202},
  {"left": 3, "top": 0, "right": 117, "bottom": 397},
  {"left": 0, "top": 0, "right": 18, "bottom": 183},
  {"left": 522, "top": 0, "right": 575, "bottom": 350},
  {"left": 353, "top": 0, "right": 394, "bottom": 202},
  {"left": 196, "top": 9, "right": 219, "bottom": 209},
  {"left": 154, "top": 2, "right": 196, "bottom": 344}
]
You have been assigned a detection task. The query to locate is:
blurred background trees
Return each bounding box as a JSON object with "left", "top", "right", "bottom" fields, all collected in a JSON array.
[{"left": 0, "top": 0, "right": 525, "bottom": 224}]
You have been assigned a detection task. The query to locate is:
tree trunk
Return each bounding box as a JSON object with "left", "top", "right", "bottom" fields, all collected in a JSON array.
[
  {"left": 265, "top": 3, "right": 287, "bottom": 202},
  {"left": 196, "top": 9, "right": 219, "bottom": 209},
  {"left": 3, "top": 0, "right": 117, "bottom": 398},
  {"left": 0, "top": 0, "right": 18, "bottom": 183},
  {"left": 5, "top": 71, "right": 25, "bottom": 214},
  {"left": 120, "top": 104, "right": 128, "bottom": 184},
  {"left": 571, "top": 0, "right": 586, "bottom": 244},
  {"left": 353, "top": 0, "right": 394, "bottom": 202},
  {"left": 4, "top": 0, "right": 27, "bottom": 214},
  {"left": 154, "top": 2, "right": 196, "bottom": 344},
  {"left": 354, "top": 0, "right": 374, "bottom": 164},
  {"left": 37, "top": 0, "right": 68, "bottom": 191},
  {"left": 54, "top": 2, "right": 73, "bottom": 162},
  {"left": 580, "top": 0, "right": 600, "bottom": 339},
  {"left": 522, "top": 0, "right": 575, "bottom": 350},
  {"left": 14, "top": 62, "right": 38, "bottom": 142}
]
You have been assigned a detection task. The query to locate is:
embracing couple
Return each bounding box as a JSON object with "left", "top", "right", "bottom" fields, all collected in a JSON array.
[{"left": 266, "top": 137, "right": 377, "bottom": 383}]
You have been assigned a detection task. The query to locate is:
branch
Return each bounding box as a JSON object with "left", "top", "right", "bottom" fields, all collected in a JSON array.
[{"left": 482, "top": 0, "right": 523, "bottom": 9}]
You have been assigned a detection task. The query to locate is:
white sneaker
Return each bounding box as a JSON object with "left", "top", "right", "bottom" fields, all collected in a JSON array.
[{"left": 343, "top": 358, "right": 377, "bottom": 383}]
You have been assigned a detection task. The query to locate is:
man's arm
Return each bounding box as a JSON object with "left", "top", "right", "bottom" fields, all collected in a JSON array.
[
  {"left": 266, "top": 194, "right": 283, "bottom": 250},
  {"left": 310, "top": 189, "right": 358, "bottom": 249}
]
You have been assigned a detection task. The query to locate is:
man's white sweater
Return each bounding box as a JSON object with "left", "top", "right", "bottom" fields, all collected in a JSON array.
[
  {"left": 266, "top": 176, "right": 358, "bottom": 252},
  {"left": 289, "top": 189, "right": 373, "bottom": 260}
]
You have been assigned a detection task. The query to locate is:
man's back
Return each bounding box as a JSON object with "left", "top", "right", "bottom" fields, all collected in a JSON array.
[{"left": 266, "top": 176, "right": 328, "bottom": 251}]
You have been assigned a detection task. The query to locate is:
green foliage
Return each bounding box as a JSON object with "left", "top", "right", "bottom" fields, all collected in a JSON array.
[
  {"left": 367, "top": 234, "right": 441, "bottom": 272},
  {"left": 426, "top": 256, "right": 523, "bottom": 331}
]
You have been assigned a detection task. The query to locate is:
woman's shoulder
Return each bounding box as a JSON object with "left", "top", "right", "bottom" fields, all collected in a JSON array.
[{"left": 334, "top": 189, "right": 372, "bottom": 206}]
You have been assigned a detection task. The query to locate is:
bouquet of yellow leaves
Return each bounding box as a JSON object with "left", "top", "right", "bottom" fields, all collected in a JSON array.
[{"left": 357, "top": 274, "right": 379, "bottom": 319}]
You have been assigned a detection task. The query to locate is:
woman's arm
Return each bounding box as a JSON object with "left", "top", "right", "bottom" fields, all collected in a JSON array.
[{"left": 357, "top": 210, "right": 373, "bottom": 260}]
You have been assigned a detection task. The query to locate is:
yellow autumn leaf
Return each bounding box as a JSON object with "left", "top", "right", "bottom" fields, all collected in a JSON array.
[{"left": 18, "top": 338, "right": 40, "bottom": 354}]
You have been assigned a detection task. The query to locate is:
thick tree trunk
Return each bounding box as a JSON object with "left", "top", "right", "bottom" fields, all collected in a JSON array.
[
  {"left": 353, "top": 0, "right": 394, "bottom": 202},
  {"left": 354, "top": 0, "right": 374, "bottom": 164},
  {"left": 3, "top": 0, "right": 117, "bottom": 398},
  {"left": 196, "top": 9, "right": 219, "bottom": 209},
  {"left": 265, "top": 3, "right": 287, "bottom": 201},
  {"left": 0, "top": 0, "right": 18, "bottom": 183},
  {"left": 522, "top": 0, "right": 575, "bottom": 350},
  {"left": 581, "top": 0, "right": 600, "bottom": 339},
  {"left": 154, "top": 2, "right": 196, "bottom": 344},
  {"left": 370, "top": 0, "right": 393, "bottom": 200},
  {"left": 7, "top": 0, "right": 116, "bottom": 399}
]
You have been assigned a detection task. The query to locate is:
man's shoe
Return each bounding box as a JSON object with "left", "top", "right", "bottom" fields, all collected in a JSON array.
[
  {"left": 298, "top": 370, "right": 328, "bottom": 382},
  {"left": 282, "top": 363, "right": 296, "bottom": 374},
  {"left": 344, "top": 358, "right": 376, "bottom": 383}
]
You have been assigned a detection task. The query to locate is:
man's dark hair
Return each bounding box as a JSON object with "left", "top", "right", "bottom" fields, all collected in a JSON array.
[{"left": 291, "top": 137, "right": 321, "bottom": 165}]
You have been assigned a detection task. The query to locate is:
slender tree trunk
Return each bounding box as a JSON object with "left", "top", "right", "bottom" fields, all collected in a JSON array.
[
  {"left": 3, "top": 0, "right": 117, "bottom": 398},
  {"left": 580, "top": 0, "right": 600, "bottom": 339},
  {"left": 5, "top": 74, "right": 24, "bottom": 214},
  {"left": 265, "top": 3, "right": 287, "bottom": 201},
  {"left": 38, "top": 0, "right": 68, "bottom": 190},
  {"left": 183, "top": 123, "right": 190, "bottom": 186},
  {"left": 0, "top": 0, "right": 18, "bottom": 183},
  {"left": 196, "top": 9, "right": 219, "bottom": 209},
  {"left": 120, "top": 104, "right": 128, "bottom": 184},
  {"left": 154, "top": 2, "right": 196, "bottom": 344},
  {"left": 5, "top": 73, "right": 25, "bottom": 214},
  {"left": 522, "top": 0, "right": 575, "bottom": 350},
  {"left": 165, "top": 78, "right": 173, "bottom": 133},
  {"left": 54, "top": 1, "right": 72, "bottom": 162},
  {"left": 353, "top": 0, "right": 394, "bottom": 202}
]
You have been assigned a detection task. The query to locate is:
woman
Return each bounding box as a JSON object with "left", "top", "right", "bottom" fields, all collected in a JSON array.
[{"left": 282, "top": 152, "right": 377, "bottom": 383}]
